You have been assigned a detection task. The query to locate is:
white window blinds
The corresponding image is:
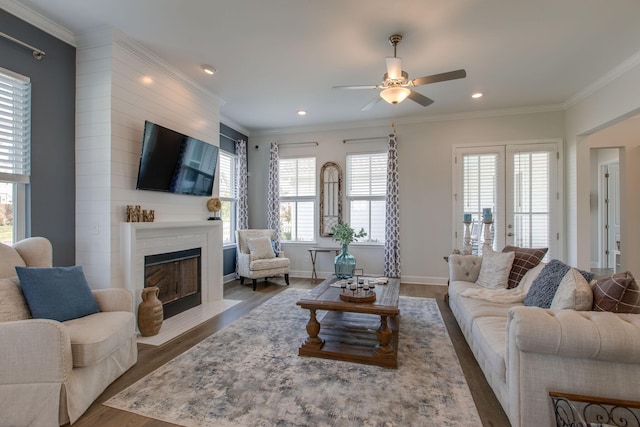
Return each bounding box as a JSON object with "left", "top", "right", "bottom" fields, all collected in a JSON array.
[
  {"left": 219, "top": 151, "right": 235, "bottom": 199},
  {"left": 279, "top": 157, "right": 315, "bottom": 241},
  {"left": 512, "top": 150, "right": 551, "bottom": 248},
  {"left": 280, "top": 157, "right": 315, "bottom": 197},
  {"left": 347, "top": 152, "right": 387, "bottom": 243},
  {"left": 347, "top": 153, "right": 387, "bottom": 197},
  {"left": 0, "top": 68, "right": 31, "bottom": 182}
]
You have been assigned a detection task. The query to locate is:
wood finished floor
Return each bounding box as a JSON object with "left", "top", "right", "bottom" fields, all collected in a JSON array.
[{"left": 68, "top": 278, "right": 510, "bottom": 427}]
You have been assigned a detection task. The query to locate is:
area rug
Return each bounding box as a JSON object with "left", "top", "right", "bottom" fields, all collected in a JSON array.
[{"left": 105, "top": 288, "right": 481, "bottom": 426}]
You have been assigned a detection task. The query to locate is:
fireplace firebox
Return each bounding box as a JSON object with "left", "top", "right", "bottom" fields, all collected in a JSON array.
[{"left": 144, "top": 248, "right": 201, "bottom": 319}]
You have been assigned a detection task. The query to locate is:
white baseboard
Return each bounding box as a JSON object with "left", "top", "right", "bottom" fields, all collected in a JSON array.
[{"left": 223, "top": 273, "right": 237, "bottom": 283}]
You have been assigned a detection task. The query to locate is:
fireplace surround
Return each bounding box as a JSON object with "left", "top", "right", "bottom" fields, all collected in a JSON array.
[{"left": 121, "top": 221, "right": 223, "bottom": 321}]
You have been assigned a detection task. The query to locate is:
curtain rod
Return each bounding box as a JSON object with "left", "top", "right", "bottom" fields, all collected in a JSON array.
[
  {"left": 0, "top": 31, "right": 45, "bottom": 60},
  {"left": 343, "top": 137, "right": 386, "bottom": 144},
  {"left": 279, "top": 141, "right": 318, "bottom": 147}
]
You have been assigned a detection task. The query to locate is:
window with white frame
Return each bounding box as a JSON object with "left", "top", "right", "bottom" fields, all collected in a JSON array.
[
  {"left": 346, "top": 152, "right": 386, "bottom": 243},
  {"left": 0, "top": 68, "right": 30, "bottom": 245},
  {"left": 218, "top": 150, "right": 236, "bottom": 244},
  {"left": 279, "top": 157, "right": 315, "bottom": 241}
]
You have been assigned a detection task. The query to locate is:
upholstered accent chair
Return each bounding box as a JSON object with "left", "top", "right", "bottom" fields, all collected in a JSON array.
[
  {"left": 236, "top": 229, "right": 290, "bottom": 291},
  {"left": 0, "top": 237, "right": 138, "bottom": 426}
]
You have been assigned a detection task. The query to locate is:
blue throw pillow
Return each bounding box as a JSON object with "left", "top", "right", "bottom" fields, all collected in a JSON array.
[
  {"left": 271, "top": 239, "right": 279, "bottom": 257},
  {"left": 16, "top": 265, "right": 100, "bottom": 322}
]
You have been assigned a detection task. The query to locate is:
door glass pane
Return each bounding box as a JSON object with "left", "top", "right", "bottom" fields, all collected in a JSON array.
[
  {"left": 462, "top": 153, "right": 497, "bottom": 253},
  {"left": 513, "top": 151, "right": 550, "bottom": 251}
]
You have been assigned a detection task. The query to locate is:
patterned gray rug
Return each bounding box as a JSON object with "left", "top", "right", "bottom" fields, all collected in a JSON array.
[{"left": 106, "top": 289, "right": 481, "bottom": 426}]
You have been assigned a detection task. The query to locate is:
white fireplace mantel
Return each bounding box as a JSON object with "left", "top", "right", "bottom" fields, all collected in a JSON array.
[{"left": 120, "top": 221, "right": 223, "bottom": 311}]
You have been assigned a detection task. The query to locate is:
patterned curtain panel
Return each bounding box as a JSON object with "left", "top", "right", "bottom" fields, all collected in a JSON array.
[
  {"left": 235, "top": 139, "right": 249, "bottom": 230},
  {"left": 234, "top": 139, "right": 249, "bottom": 277},
  {"left": 384, "top": 133, "right": 401, "bottom": 278},
  {"left": 267, "top": 142, "right": 281, "bottom": 251}
]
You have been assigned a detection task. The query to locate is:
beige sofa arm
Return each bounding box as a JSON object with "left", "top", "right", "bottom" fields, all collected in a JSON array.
[
  {"left": 92, "top": 288, "right": 134, "bottom": 313},
  {"left": 0, "top": 319, "right": 72, "bottom": 384},
  {"left": 507, "top": 306, "right": 640, "bottom": 363},
  {"left": 448, "top": 254, "right": 482, "bottom": 283}
]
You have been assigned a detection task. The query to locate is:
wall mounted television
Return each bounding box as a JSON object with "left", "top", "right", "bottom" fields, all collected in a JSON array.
[{"left": 136, "top": 121, "right": 219, "bottom": 196}]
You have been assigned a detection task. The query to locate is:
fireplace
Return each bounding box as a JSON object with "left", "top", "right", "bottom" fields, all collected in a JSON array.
[
  {"left": 120, "top": 221, "right": 223, "bottom": 325},
  {"left": 144, "top": 248, "right": 201, "bottom": 319}
]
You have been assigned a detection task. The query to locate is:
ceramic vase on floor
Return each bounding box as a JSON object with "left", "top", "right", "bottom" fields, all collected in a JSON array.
[
  {"left": 138, "top": 286, "right": 163, "bottom": 337},
  {"left": 334, "top": 243, "right": 356, "bottom": 279}
]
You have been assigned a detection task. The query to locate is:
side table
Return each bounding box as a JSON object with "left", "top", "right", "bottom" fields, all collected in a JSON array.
[{"left": 307, "top": 247, "right": 340, "bottom": 280}]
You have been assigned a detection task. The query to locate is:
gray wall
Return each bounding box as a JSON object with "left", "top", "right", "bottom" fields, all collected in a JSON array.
[
  {"left": 0, "top": 10, "right": 76, "bottom": 265},
  {"left": 220, "top": 123, "right": 248, "bottom": 276}
]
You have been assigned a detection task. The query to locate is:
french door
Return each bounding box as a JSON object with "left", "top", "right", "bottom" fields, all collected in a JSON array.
[{"left": 454, "top": 142, "right": 560, "bottom": 258}]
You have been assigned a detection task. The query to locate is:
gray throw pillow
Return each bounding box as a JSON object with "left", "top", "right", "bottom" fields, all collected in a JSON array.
[{"left": 524, "top": 260, "right": 594, "bottom": 308}]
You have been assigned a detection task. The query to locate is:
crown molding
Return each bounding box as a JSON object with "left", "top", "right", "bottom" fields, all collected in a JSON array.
[
  {"left": 564, "top": 48, "right": 640, "bottom": 108},
  {"left": 0, "top": 0, "right": 75, "bottom": 45},
  {"left": 251, "top": 104, "right": 565, "bottom": 137}
]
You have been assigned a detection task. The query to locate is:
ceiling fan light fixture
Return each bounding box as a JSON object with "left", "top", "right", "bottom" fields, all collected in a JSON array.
[{"left": 380, "top": 87, "right": 410, "bottom": 104}]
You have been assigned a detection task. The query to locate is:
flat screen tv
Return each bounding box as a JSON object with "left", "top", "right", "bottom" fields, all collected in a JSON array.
[{"left": 136, "top": 121, "right": 219, "bottom": 196}]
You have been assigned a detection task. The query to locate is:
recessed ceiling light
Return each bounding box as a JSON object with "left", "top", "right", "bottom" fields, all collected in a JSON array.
[
  {"left": 201, "top": 65, "right": 216, "bottom": 75},
  {"left": 297, "top": 110, "right": 307, "bottom": 116},
  {"left": 471, "top": 92, "right": 483, "bottom": 99}
]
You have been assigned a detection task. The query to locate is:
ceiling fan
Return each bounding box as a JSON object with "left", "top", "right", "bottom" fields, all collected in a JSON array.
[{"left": 334, "top": 34, "right": 467, "bottom": 111}]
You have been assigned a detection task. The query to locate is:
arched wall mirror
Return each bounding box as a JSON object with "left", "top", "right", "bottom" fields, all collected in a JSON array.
[{"left": 320, "top": 162, "right": 342, "bottom": 237}]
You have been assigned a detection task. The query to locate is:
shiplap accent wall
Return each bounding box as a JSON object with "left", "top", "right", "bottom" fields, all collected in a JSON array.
[{"left": 76, "top": 29, "right": 221, "bottom": 289}]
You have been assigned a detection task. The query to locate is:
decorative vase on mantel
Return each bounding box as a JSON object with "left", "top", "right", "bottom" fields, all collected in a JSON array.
[{"left": 335, "top": 243, "right": 356, "bottom": 279}]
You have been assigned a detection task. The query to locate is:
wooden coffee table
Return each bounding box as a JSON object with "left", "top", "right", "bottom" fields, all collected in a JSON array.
[{"left": 296, "top": 275, "right": 400, "bottom": 369}]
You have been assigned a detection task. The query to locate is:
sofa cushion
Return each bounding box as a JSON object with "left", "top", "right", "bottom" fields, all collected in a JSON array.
[
  {"left": 550, "top": 268, "right": 593, "bottom": 310},
  {"left": 249, "top": 256, "right": 290, "bottom": 272},
  {"left": 0, "top": 277, "right": 31, "bottom": 322},
  {"left": 63, "top": 311, "right": 135, "bottom": 367},
  {"left": 476, "top": 249, "right": 515, "bottom": 289},
  {"left": 524, "top": 260, "right": 594, "bottom": 308},
  {"left": 248, "top": 236, "right": 276, "bottom": 261},
  {"left": 16, "top": 265, "right": 100, "bottom": 322},
  {"left": 0, "top": 243, "right": 26, "bottom": 278},
  {"left": 501, "top": 246, "right": 548, "bottom": 289},
  {"left": 472, "top": 316, "right": 508, "bottom": 383},
  {"left": 592, "top": 271, "right": 640, "bottom": 314}
]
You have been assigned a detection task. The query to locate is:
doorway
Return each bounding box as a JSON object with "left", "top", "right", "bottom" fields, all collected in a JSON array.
[{"left": 590, "top": 148, "right": 620, "bottom": 274}]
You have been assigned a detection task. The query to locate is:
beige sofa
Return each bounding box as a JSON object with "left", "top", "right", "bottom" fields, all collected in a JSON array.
[
  {"left": 0, "top": 237, "right": 138, "bottom": 426},
  {"left": 448, "top": 254, "right": 640, "bottom": 427}
]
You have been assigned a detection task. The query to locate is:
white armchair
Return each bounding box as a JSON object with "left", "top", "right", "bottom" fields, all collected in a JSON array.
[
  {"left": 236, "top": 229, "right": 290, "bottom": 291},
  {"left": 0, "top": 237, "right": 137, "bottom": 426}
]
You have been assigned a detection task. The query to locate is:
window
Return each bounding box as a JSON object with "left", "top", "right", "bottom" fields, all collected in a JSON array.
[
  {"left": 455, "top": 142, "right": 559, "bottom": 258},
  {"left": 219, "top": 150, "right": 236, "bottom": 244},
  {"left": 346, "top": 152, "right": 386, "bottom": 243},
  {"left": 279, "top": 157, "right": 315, "bottom": 241},
  {"left": 0, "top": 68, "right": 30, "bottom": 245}
]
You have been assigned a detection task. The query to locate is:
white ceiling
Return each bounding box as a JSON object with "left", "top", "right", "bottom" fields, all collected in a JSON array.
[{"left": 7, "top": 0, "right": 640, "bottom": 133}]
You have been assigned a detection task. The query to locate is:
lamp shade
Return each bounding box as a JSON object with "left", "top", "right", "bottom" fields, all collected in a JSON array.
[{"left": 380, "top": 87, "right": 410, "bottom": 104}]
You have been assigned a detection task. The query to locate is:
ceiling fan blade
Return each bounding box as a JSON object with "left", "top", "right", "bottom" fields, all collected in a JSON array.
[
  {"left": 411, "top": 69, "right": 467, "bottom": 87},
  {"left": 361, "top": 96, "right": 383, "bottom": 111},
  {"left": 407, "top": 90, "right": 434, "bottom": 107},
  {"left": 333, "top": 85, "right": 381, "bottom": 90},
  {"left": 386, "top": 57, "right": 402, "bottom": 80}
]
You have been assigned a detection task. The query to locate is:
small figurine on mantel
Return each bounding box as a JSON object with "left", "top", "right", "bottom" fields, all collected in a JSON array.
[{"left": 206, "top": 197, "right": 222, "bottom": 220}]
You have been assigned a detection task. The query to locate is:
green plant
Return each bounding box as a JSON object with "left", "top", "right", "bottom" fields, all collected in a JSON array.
[{"left": 331, "top": 222, "right": 367, "bottom": 246}]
